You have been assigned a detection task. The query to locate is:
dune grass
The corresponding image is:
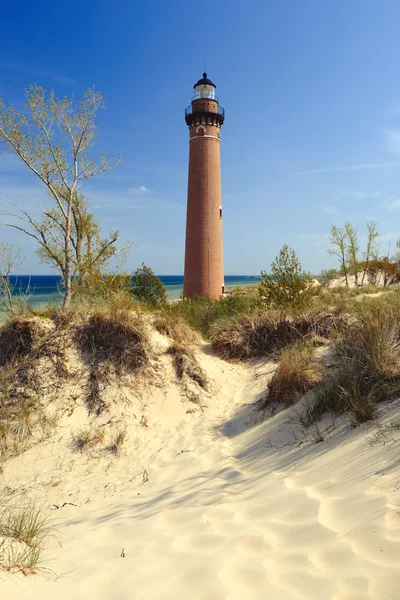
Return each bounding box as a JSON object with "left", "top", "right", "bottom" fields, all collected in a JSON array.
[
  {"left": 302, "top": 304, "right": 400, "bottom": 426},
  {"left": 0, "top": 498, "right": 50, "bottom": 574},
  {"left": 261, "top": 344, "right": 324, "bottom": 410},
  {"left": 211, "top": 312, "right": 344, "bottom": 361}
]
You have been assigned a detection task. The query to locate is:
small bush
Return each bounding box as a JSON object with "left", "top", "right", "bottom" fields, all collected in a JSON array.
[
  {"left": 132, "top": 263, "right": 167, "bottom": 305},
  {"left": 259, "top": 244, "right": 316, "bottom": 311},
  {"left": 261, "top": 345, "right": 324, "bottom": 409}
]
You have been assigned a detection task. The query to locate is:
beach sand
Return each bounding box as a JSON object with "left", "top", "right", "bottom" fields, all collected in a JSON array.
[{"left": 1, "top": 335, "right": 400, "bottom": 599}]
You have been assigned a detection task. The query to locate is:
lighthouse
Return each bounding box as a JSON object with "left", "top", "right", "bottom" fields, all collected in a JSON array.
[{"left": 183, "top": 73, "right": 225, "bottom": 299}]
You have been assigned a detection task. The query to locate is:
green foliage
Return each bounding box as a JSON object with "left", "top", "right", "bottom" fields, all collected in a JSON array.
[
  {"left": 132, "top": 264, "right": 167, "bottom": 305},
  {"left": 0, "top": 84, "right": 121, "bottom": 308},
  {"left": 361, "top": 220, "right": 379, "bottom": 285},
  {"left": 259, "top": 244, "right": 314, "bottom": 311},
  {"left": 163, "top": 292, "right": 259, "bottom": 339},
  {"left": 328, "top": 225, "right": 349, "bottom": 286},
  {"left": 344, "top": 221, "right": 360, "bottom": 283}
]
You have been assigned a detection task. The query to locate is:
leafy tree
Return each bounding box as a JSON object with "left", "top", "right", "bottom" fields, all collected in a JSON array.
[
  {"left": 361, "top": 220, "right": 379, "bottom": 286},
  {"left": 0, "top": 85, "right": 120, "bottom": 308},
  {"left": 0, "top": 243, "right": 22, "bottom": 308},
  {"left": 344, "top": 221, "right": 360, "bottom": 285},
  {"left": 259, "top": 244, "right": 313, "bottom": 311},
  {"left": 132, "top": 263, "right": 167, "bottom": 305},
  {"left": 32, "top": 191, "right": 131, "bottom": 296},
  {"left": 328, "top": 225, "right": 349, "bottom": 287},
  {"left": 366, "top": 257, "right": 396, "bottom": 287}
]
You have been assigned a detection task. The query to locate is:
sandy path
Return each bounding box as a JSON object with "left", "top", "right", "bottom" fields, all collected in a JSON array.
[{"left": 2, "top": 350, "right": 400, "bottom": 599}]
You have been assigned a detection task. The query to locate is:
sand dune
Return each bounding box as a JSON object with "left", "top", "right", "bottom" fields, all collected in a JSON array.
[{"left": 1, "top": 341, "right": 400, "bottom": 599}]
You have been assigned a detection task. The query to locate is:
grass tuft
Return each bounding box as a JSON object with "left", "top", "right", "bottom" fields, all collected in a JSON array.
[
  {"left": 261, "top": 344, "right": 324, "bottom": 409},
  {"left": 303, "top": 306, "right": 400, "bottom": 426},
  {"left": 211, "top": 313, "right": 344, "bottom": 361},
  {"left": 78, "top": 308, "right": 151, "bottom": 374},
  {"left": 0, "top": 499, "right": 50, "bottom": 574},
  {"left": 72, "top": 426, "right": 105, "bottom": 452}
]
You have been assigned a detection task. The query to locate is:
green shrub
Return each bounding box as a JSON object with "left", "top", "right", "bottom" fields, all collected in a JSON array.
[
  {"left": 132, "top": 264, "right": 167, "bottom": 305},
  {"left": 259, "top": 244, "right": 316, "bottom": 311},
  {"left": 163, "top": 292, "right": 259, "bottom": 339}
]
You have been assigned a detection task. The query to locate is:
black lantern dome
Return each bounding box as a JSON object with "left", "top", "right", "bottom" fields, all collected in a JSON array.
[{"left": 193, "top": 72, "right": 216, "bottom": 89}]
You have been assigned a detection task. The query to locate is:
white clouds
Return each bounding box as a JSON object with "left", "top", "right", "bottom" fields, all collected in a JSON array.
[
  {"left": 128, "top": 185, "right": 150, "bottom": 195},
  {"left": 0, "top": 60, "right": 76, "bottom": 86},
  {"left": 332, "top": 189, "right": 380, "bottom": 202},
  {"left": 383, "top": 129, "right": 400, "bottom": 154},
  {"left": 293, "top": 162, "right": 400, "bottom": 175},
  {"left": 316, "top": 204, "right": 336, "bottom": 215},
  {"left": 378, "top": 196, "right": 400, "bottom": 211}
]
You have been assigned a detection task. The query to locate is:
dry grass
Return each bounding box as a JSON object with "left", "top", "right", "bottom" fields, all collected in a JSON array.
[
  {"left": 153, "top": 312, "right": 200, "bottom": 345},
  {"left": 167, "top": 343, "right": 208, "bottom": 390},
  {"left": 261, "top": 345, "right": 324, "bottom": 410},
  {"left": 72, "top": 426, "right": 106, "bottom": 452},
  {"left": 78, "top": 308, "right": 151, "bottom": 374},
  {"left": 107, "top": 426, "right": 127, "bottom": 455},
  {"left": 211, "top": 313, "right": 345, "bottom": 361},
  {"left": 0, "top": 498, "right": 50, "bottom": 574},
  {"left": 303, "top": 306, "right": 400, "bottom": 426}
]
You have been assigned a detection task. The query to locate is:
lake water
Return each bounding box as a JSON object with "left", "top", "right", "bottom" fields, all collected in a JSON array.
[{"left": 6, "top": 274, "right": 260, "bottom": 308}]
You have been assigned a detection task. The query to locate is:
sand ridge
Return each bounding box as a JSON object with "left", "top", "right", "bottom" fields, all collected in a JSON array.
[{"left": 1, "top": 344, "right": 400, "bottom": 599}]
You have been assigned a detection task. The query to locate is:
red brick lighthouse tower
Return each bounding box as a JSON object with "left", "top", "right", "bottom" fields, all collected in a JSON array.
[{"left": 183, "top": 73, "right": 225, "bottom": 299}]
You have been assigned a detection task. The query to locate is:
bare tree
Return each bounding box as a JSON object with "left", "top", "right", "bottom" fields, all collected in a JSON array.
[
  {"left": 361, "top": 220, "right": 379, "bottom": 286},
  {"left": 328, "top": 225, "right": 349, "bottom": 287},
  {"left": 0, "top": 85, "right": 120, "bottom": 308},
  {"left": 344, "top": 221, "right": 360, "bottom": 286},
  {"left": 0, "top": 243, "right": 22, "bottom": 308}
]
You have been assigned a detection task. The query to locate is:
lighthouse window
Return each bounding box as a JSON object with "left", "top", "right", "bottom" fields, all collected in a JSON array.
[{"left": 219, "top": 206, "right": 222, "bottom": 218}]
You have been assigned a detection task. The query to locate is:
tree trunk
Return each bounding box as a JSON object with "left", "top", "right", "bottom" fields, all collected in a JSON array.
[
  {"left": 1, "top": 276, "right": 13, "bottom": 308},
  {"left": 361, "top": 255, "right": 369, "bottom": 286},
  {"left": 342, "top": 251, "right": 349, "bottom": 287},
  {"left": 62, "top": 193, "right": 73, "bottom": 309}
]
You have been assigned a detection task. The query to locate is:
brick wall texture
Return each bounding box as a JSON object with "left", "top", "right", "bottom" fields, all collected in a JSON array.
[{"left": 183, "top": 99, "right": 224, "bottom": 299}]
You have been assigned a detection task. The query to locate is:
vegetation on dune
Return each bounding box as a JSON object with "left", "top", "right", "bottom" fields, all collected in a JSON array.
[
  {"left": 0, "top": 498, "right": 51, "bottom": 574},
  {"left": 259, "top": 244, "right": 315, "bottom": 311},
  {"left": 260, "top": 344, "right": 324, "bottom": 410},
  {"left": 78, "top": 307, "right": 151, "bottom": 374},
  {"left": 211, "top": 312, "right": 345, "bottom": 361},
  {"left": 132, "top": 263, "right": 167, "bottom": 305},
  {"left": 162, "top": 292, "right": 260, "bottom": 340},
  {"left": 300, "top": 301, "right": 400, "bottom": 426}
]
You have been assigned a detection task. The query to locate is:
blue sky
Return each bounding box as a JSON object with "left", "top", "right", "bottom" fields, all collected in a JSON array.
[{"left": 2, "top": 0, "right": 400, "bottom": 275}]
